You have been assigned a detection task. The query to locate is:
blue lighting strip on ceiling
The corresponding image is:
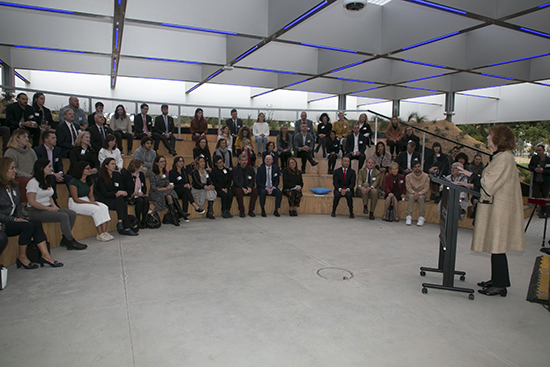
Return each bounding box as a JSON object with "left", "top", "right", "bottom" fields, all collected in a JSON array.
[
  {"left": 309, "top": 95, "right": 336, "bottom": 102},
  {"left": 405, "top": 86, "right": 438, "bottom": 92},
  {"left": 406, "top": 74, "right": 446, "bottom": 83},
  {"left": 113, "top": 60, "right": 117, "bottom": 72},
  {"left": 0, "top": 1, "right": 73, "bottom": 14},
  {"left": 0, "top": 59, "right": 3, "bottom": 64},
  {"left": 284, "top": 1, "right": 328, "bottom": 30},
  {"left": 14, "top": 45, "right": 84, "bottom": 53},
  {"left": 187, "top": 84, "right": 201, "bottom": 93},
  {"left": 14, "top": 71, "right": 27, "bottom": 81},
  {"left": 251, "top": 68, "right": 297, "bottom": 75},
  {"left": 37, "top": 69, "right": 89, "bottom": 75},
  {"left": 457, "top": 93, "right": 496, "bottom": 99},
  {"left": 337, "top": 78, "right": 374, "bottom": 84},
  {"left": 145, "top": 57, "right": 201, "bottom": 65},
  {"left": 207, "top": 70, "right": 223, "bottom": 80},
  {"left": 330, "top": 61, "right": 364, "bottom": 73},
  {"left": 111, "top": 77, "right": 115, "bottom": 86},
  {"left": 539, "top": 2, "right": 550, "bottom": 9},
  {"left": 537, "top": 82, "right": 550, "bottom": 87},
  {"left": 285, "top": 79, "right": 310, "bottom": 87},
  {"left": 402, "top": 31, "right": 459, "bottom": 51},
  {"left": 407, "top": 0, "right": 466, "bottom": 15},
  {"left": 161, "top": 23, "right": 237, "bottom": 36},
  {"left": 300, "top": 43, "right": 357, "bottom": 54},
  {"left": 253, "top": 90, "right": 276, "bottom": 98},
  {"left": 352, "top": 87, "right": 379, "bottom": 93},
  {"left": 480, "top": 73, "right": 515, "bottom": 81},
  {"left": 486, "top": 53, "right": 549, "bottom": 67},
  {"left": 115, "top": 28, "right": 119, "bottom": 50},
  {"left": 235, "top": 46, "right": 258, "bottom": 62},
  {"left": 403, "top": 59, "right": 447, "bottom": 69},
  {"left": 520, "top": 27, "right": 550, "bottom": 38}
]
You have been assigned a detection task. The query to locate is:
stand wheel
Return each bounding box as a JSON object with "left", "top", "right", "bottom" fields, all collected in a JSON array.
[
  {"left": 420, "top": 271, "right": 426, "bottom": 277},
  {"left": 422, "top": 288, "right": 428, "bottom": 294},
  {"left": 468, "top": 294, "right": 474, "bottom": 300},
  {"left": 459, "top": 275, "right": 466, "bottom": 281}
]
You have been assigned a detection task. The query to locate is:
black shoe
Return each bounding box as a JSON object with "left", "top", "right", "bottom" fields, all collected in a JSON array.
[
  {"left": 331, "top": 212, "right": 336, "bottom": 217},
  {"left": 311, "top": 161, "right": 319, "bottom": 166},
  {"left": 350, "top": 213, "right": 355, "bottom": 219},
  {"left": 67, "top": 239, "right": 88, "bottom": 250},
  {"left": 59, "top": 235, "right": 71, "bottom": 247},
  {"left": 222, "top": 210, "right": 228, "bottom": 218},
  {"left": 117, "top": 222, "right": 124, "bottom": 234},
  {"left": 16, "top": 259, "right": 38, "bottom": 269},
  {"left": 478, "top": 286, "right": 507, "bottom": 297},
  {"left": 274, "top": 210, "right": 280, "bottom": 217},
  {"left": 363, "top": 206, "right": 368, "bottom": 215},
  {"left": 477, "top": 280, "right": 493, "bottom": 288},
  {"left": 369, "top": 212, "right": 375, "bottom": 220},
  {"left": 248, "top": 210, "right": 256, "bottom": 217},
  {"left": 122, "top": 228, "right": 139, "bottom": 236},
  {"left": 40, "top": 257, "right": 64, "bottom": 268},
  {"left": 228, "top": 211, "right": 233, "bottom": 218},
  {"left": 239, "top": 210, "right": 246, "bottom": 218},
  {"left": 207, "top": 201, "right": 215, "bottom": 219},
  {"left": 139, "top": 221, "right": 146, "bottom": 229},
  {"left": 195, "top": 207, "right": 206, "bottom": 215},
  {"left": 261, "top": 209, "right": 267, "bottom": 217},
  {"left": 171, "top": 150, "right": 177, "bottom": 156}
]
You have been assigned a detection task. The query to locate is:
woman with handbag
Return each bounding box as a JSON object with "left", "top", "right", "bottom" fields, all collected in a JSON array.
[
  {"left": 149, "top": 156, "right": 185, "bottom": 226},
  {"left": 383, "top": 162, "right": 406, "bottom": 222},
  {"left": 122, "top": 159, "right": 151, "bottom": 229}
]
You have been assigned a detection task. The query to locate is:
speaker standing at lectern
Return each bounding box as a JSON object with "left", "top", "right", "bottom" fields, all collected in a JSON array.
[{"left": 469, "top": 125, "right": 525, "bottom": 298}]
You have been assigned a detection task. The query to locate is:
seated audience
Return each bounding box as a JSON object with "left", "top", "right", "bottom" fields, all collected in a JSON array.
[
  {"left": 240, "top": 139, "right": 257, "bottom": 167},
  {"left": 154, "top": 104, "right": 177, "bottom": 155},
  {"left": 331, "top": 156, "right": 355, "bottom": 218},
  {"left": 59, "top": 96, "right": 88, "bottom": 129},
  {"left": 5, "top": 93, "right": 40, "bottom": 148},
  {"left": 253, "top": 112, "right": 270, "bottom": 154},
  {"left": 0, "top": 157, "right": 62, "bottom": 269},
  {"left": 193, "top": 136, "right": 213, "bottom": 170},
  {"left": 214, "top": 138, "right": 233, "bottom": 170},
  {"left": 448, "top": 145, "right": 462, "bottom": 166},
  {"left": 34, "top": 130, "right": 72, "bottom": 202},
  {"left": 294, "top": 112, "right": 315, "bottom": 137},
  {"left": 469, "top": 153, "right": 486, "bottom": 177},
  {"left": 233, "top": 153, "right": 258, "bottom": 217},
  {"left": 56, "top": 108, "right": 80, "bottom": 158},
  {"left": 442, "top": 162, "right": 470, "bottom": 218},
  {"left": 122, "top": 159, "right": 151, "bottom": 229},
  {"left": 315, "top": 113, "right": 332, "bottom": 157},
  {"left": 191, "top": 156, "right": 217, "bottom": 219},
  {"left": 95, "top": 158, "right": 138, "bottom": 236},
  {"left": 87, "top": 101, "right": 104, "bottom": 126},
  {"left": 98, "top": 134, "right": 124, "bottom": 171},
  {"left": 190, "top": 108, "right": 208, "bottom": 142},
  {"left": 262, "top": 141, "right": 279, "bottom": 166},
  {"left": 423, "top": 142, "right": 449, "bottom": 202},
  {"left": 326, "top": 130, "right": 340, "bottom": 174},
  {"left": 385, "top": 116, "right": 402, "bottom": 158},
  {"left": 4, "top": 129, "right": 37, "bottom": 210},
  {"left": 68, "top": 131, "right": 99, "bottom": 177},
  {"left": 357, "top": 113, "right": 373, "bottom": 148},
  {"left": 211, "top": 155, "right": 234, "bottom": 219},
  {"left": 217, "top": 125, "right": 233, "bottom": 151},
  {"left": 149, "top": 156, "right": 184, "bottom": 226},
  {"left": 333, "top": 111, "right": 349, "bottom": 147},
  {"left": 356, "top": 158, "right": 381, "bottom": 220},
  {"left": 32, "top": 92, "right": 55, "bottom": 131},
  {"left": 405, "top": 161, "right": 430, "bottom": 227},
  {"left": 68, "top": 161, "right": 112, "bottom": 242},
  {"left": 399, "top": 126, "right": 420, "bottom": 152},
  {"left": 277, "top": 125, "right": 292, "bottom": 169},
  {"left": 455, "top": 152, "right": 469, "bottom": 169},
  {"left": 225, "top": 109, "right": 243, "bottom": 151},
  {"left": 235, "top": 126, "right": 252, "bottom": 155},
  {"left": 256, "top": 155, "right": 282, "bottom": 217},
  {"left": 528, "top": 145, "right": 550, "bottom": 218},
  {"left": 169, "top": 156, "right": 205, "bottom": 220},
  {"left": 384, "top": 162, "right": 406, "bottom": 222},
  {"left": 370, "top": 141, "right": 392, "bottom": 192},
  {"left": 345, "top": 123, "right": 367, "bottom": 170},
  {"left": 27, "top": 159, "right": 85, "bottom": 250},
  {"left": 110, "top": 104, "right": 133, "bottom": 156},
  {"left": 282, "top": 157, "right": 303, "bottom": 216},
  {"left": 293, "top": 121, "right": 318, "bottom": 173},
  {"left": 397, "top": 140, "right": 421, "bottom": 175},
  {"left": 134, "top": 103, "right": 159, "bottom": 147},
  {"left": 87, "top": 113, "right": 113, "bottom": 153},
  {"left": 133, "top": 136, "right": 157, "bottom": 175}
]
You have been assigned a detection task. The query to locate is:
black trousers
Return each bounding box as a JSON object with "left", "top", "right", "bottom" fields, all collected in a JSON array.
[
  {"left": 4, "top": 219, "right": 47, "bottom": 246},
  {"left": 259, "top": 187, "right": 282, "bottom": 210},
  {"left": 154, "top": 133, "right": 176, "bottom": 152},
  {"left": 316, "top": 136, "right": 328, "bottom": 156},
  {"left": 114, "top": 130, "right": 133, "bottom": 153},
  {"left": 0, "top": 230, "right": 8, "bottom": 256},
  {"left": 49, "top": 173, "right": 73, "bottom": 200},
  {"left": 328, "top": 153, "right": 337, "bottom": 171},
  {"left": 491, "top": 253, "right": 511, "bottom": 288},
  {"left": 130, "top": 196, "right": 150, "bottom": 223},
  {"left": 387, "top": 140, "right": 399, "bottom": 156},
  {"left": 347, "top": 153, "right": 366, "bottom": 170},
  {"left": 175, "top": 187, "right": 194, "bottom": 212},
  {"left": 532, "top": 181, "right": 549, "bottom": 215},
  {"left": 279, "top": 151, "right": 292, "bottom": 169},
  {"left": 100, "top": 196, "right": 130, "bottom": 228},
  {"left": 332, "top": 189, "right": 353, "bottom": 213},
  {"left": 296, "top": 150, "right": 314, "bottom": 170},
  {"left": 216, "top": 188, "right": 234, "bottom": 211}
]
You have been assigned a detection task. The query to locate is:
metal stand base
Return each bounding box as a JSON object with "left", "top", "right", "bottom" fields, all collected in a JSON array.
[{"left": 421, "top": 282, "right": 475, "bottom": 300}]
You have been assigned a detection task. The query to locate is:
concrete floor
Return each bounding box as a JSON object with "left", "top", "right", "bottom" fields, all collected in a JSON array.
[{"left": 1, "top": 213, "right": 549, "bottom": 367}]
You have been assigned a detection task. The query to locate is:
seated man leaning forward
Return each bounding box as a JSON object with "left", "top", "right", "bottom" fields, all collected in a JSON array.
[
  {"left": 405, "top": 161, "right": 430, "bottom": 227},
  {"left": 331, "top": 156, "right": 356, "bottom": 218},
  {"left": 356, "top": 157, "right": 381, "bottom": 220}
]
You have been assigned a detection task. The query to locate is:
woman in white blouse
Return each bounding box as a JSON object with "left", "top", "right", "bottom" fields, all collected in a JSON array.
[
  {"left": 217, "top": 125, "right": 233, "bottom": 151},
  {"left": 27, "top": 159, "right": 87, "bottom": 250},
  {"left": 252, "top": 112, "right": 270, "bottom": 154},
  {"left": 98, "top": 134, "right": 124, "bottom": 171}
]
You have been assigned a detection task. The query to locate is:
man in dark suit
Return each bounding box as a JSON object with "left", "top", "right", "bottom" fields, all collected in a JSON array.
[
  {"left": 56, "top": 108, "right": 80, "bottom": 158},
  {"left": 294, "top": 111, "right": 315, "bottom": 137},
  {"left": 134, "top": 103, "right": 159, "bottom": 144},
  {"left": 87, "top": 101, "right": 104, "bottom": 126},
  {"left": 153, "top": 104, "right": 177, "bottom": 155},
  {"left": 5, "top": 92, "right": 40, "bottom": 147},
  {"left": 397, "top": 140, "right": 421, "bottom": 175},
  {"left": 87, "top": 113, "right": 113, "bottom": 152},
  {"left": 399, "top": 126, "right": 420, "bottom": 153},
  {"left": 332, "top": 156, "right": 356, "bottom": 218},
  {"left": 34, "top": 130, "right": 72, "bottom": 200},
  {"left": 529, "top": 144, "right": 550, "bottom": 217},
  {"left": 293, "top": 121, "right": 318, "bottom": 173},
  {"left": 225, "top": 108, "right": 243, "bottom": 150},
  {"left": 345, "top": 123, "right": 368, "bottom": 171},
  {"left": 233, "top": 153, "right": 258, "bottom": 217},
  {"left": 256, "top": 155, "right": 282, "bottom": 217}
]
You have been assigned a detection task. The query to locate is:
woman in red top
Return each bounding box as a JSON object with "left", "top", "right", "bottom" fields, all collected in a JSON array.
[
  {"left": 384, "top": 162, "right": 406, "bottom": 222},
  {"left": 190, "top": 108, "right": 208, "bottom": 142}
]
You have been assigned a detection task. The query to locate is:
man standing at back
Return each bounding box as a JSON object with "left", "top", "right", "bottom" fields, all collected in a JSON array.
[
  {"left": 59, "top": 96, "right": 88, "bottom": 129},
  {"left": 56, "top": 108, "right": 80, "bottom": 158},
  {"left": 87, "top": 101, "right": 104, "bottom": 126},
  {"left": 294, "top": 111, "right": 314, "bottom": 137},
  {"left": 5, "top": 92, "right": 39, "bottom": 147},
  {"left": 225, "top": 109, "right": 243, "bottom": 151},
  {"left": 154, "top": 104, "right": 177, "bottom": 156}
]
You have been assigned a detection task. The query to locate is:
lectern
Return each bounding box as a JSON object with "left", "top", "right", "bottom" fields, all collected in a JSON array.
[{"left": 420, "top": 175, "right": 480, "bottom": 300}]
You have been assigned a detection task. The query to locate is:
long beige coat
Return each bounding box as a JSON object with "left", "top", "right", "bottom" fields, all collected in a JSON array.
[{"left": 471, "top": 150, "right": 525, "bottom": 253}]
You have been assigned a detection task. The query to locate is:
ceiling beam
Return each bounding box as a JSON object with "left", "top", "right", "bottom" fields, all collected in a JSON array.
[{"left": 110, "top": 0, "right": 127, "bottom": 89}]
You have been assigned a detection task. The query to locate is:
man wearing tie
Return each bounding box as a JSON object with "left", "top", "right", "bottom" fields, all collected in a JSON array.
[
  {"left": 356, "top": 158, "right": 381, "bottom": 220},
  {"left": 56, "top": 108, "right": 80, "bottom": 158},
  {"left": 332, "top": 156, "right": 356, "bottom": 218},
  {"left": 87, "top": 113, "right": 113, "bottom": 152},
  {"left": 256, "top": 155, "right": 282, "bottom": 217},
  {"left": 134, "top": 103, "right": 158, "bottom": 143},
  {"left": 225, "top": 109, "right": 243, "bottom": 151},
  {"left": 154, "top": 104, "right": 177, "bottom": 156}
]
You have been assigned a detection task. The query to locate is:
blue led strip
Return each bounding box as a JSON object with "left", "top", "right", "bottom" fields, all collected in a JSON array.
[
  {"left": 187, "top": 84, "right": 201, "bottom": 93},
  {"left": 0, "top": 1, "right": 73, "bottom": 14},
  {"left": 251, "top": 68, "right": 297, "bottom": 75},
  {"left": 14, "top": 71, "right": 27, "bottom": 81},
  {"left": 520, "top": 27, "right": 550, "bottom": 38},
  {"left": 145, "top": 57, "right": 201, "bottom": 65},
  {"left": 406, "top": 74, "right": 446, "bottom": 83},
  {"left": 337, "top": 78, "right": 374, "bottom": 84},
  {"left": 161, "top": 23, "right": 237, "bottom": 36},
  {"left": 37, "top": 69, "right": 89, "bottom": 75},
  {"left": 352, "top": 87, "right": 379, "bottom": 93},
  {"left": 405, "top": 86, "right": 438, "bottom": 92},
  {"left": 113, "top": 60, "right": 117, "bottom": 72},
  {"left": 284, "top": 1, "right": 328, "bottom": 30},
  {"left": 480, "top": 73, "right": 515, "bottom": 81},
  {"left": 300, "top": 43, "right": 357, "bottom": 54},
  {"left": 14, "top": 45, "right": 84, "bottom": 53},
  {"left": 457, "top": 93, "right": 495, "bottom": 99},
  {"left": 536, "top": 82, "right": 550, "bottom": 87},
  {"left": 115, "top": 28, "right": 119, "bottom": 50},
  {"left": 329, "top": 61, "right": 364, "bottom": 73},
  {"left": 486, "top": 53, "right": 549, "bottom": 67},
  {"left": 310, "top": 95, "right": 336, "bottom": 102},
  {"left": 111, "top": 77, "right": 115, "bottom": 86},
  {"left": 402, "top": 31, "right": 459, "bottom": 51},
  {"left": 285, "top": 79, "right": 310, "bottom": 87},
  {"left": 253, "top": 90, "right": 276, "bottom": 98},
  {"left": 407, "top": 0, "right": 466, "bottom": 15},
  {"left": 539, "top": 2, "right": 550, "bottom": 9},
  {"left": 207, "top": 70, "right": 223, "bottom": 80},
  {"left": 403, "top": 59, "right": 447, "bottom": 69},
  {"left": 235, "top": 46, "right": 258, "bottom": 62}
]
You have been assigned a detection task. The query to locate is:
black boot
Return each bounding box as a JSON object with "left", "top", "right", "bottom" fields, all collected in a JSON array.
[
  {"left": 207, "top": 201, "right": 215, "bottom": 219},
  {"left": 168, "top": 204, "right": 180, "bottom": 226},
  {"left": 173, "top": 199, "right": 185, "bottom": 219}
]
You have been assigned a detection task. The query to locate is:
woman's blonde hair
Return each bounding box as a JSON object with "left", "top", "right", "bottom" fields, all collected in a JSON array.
[
  {"left": 74, "top": 131, "right": 90, "bottom": 147},
  {"left": 390, "top": 162, "right": 399, "bottom": 170},
  {"left": 6, "top": 129, "right": 30, "bottom": 150}
]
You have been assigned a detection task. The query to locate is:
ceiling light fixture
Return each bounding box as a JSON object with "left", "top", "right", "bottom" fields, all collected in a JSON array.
[
  {"left": 14, "top": 45, "right": 84, "bottom": 53},
  {"left": 480, "top": 73, "right": 515, "bottom": 81},
  {"left": 207, "top": 70, "right": 223, "bottom": 80},
  {"left": 519, "top": 27, "right": 550, "bottom": 38},
  {"left": 329, "top": 61, "right": 365, "bottom": 73},
  {"left": 337, "top": 78, "right": 375, "bottom": 83},
  {"left": 235, "top": 46, "right": 258, "bottom": 62},
  {"left": 405, "top": 86, "right": 438, "bottom": 92},
  {"left": 405, "top": 74, "right": 446, "bottom": 83},
  {"left": 352, "top": 87, "right": 379, "bottom": 93},
  {"left": 285, "top": 79, "right": 310, "bottom": 87}
]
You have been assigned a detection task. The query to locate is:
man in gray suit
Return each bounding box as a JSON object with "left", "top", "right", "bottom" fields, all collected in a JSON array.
[
  {"left": 293, "top": 122, "right": 318, "bottom": 173},
  {"left": 294, "top": 111, "right": 315, "bottom": 137}
]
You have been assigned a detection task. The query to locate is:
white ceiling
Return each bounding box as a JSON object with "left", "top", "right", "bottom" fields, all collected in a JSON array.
[{"left": 1, "top": 0, "right": 550, "bottom": 101}]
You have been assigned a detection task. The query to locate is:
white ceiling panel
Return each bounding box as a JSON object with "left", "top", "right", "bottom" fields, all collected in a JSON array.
[
  {"left": 237, "top": 43, "right": 319, "bottom": 75},
  {"left": 118, "top": 57, "right": 202, "bottom": 82},
  {"left": 7, "top": 0, "right": 114, "bottom": 16}
]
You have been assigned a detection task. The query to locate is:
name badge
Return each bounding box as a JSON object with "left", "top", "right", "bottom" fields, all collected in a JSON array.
[
  {"left": 545, "top": 164, "right": 550, "bottom": 168},
  {"left": 200, "top": 154, "right": 205, "bottom": 158},
  {"left": 223, "top": 169, "right": 227, "bottom": 174},
  {"left": 54, "top": 158, "right": 59, "bottom": 162},
  {"left": 274, "top": 173, "right": 278, "bottom": 177},
  {"left": 114, "top": 182, "right": 119, "bottom": 187},
  {"left": 399, "top": 180, "right": 404, "bottom": 184},
  {"left": 81, "top": 149, "right": 86, "bottom": 155},
  {"left": 247, "top": 175, "right": 252, "bottom": 180},
  {"left": 359, "top": 141, "right": 363, "bottom": 144},
  {"left": 206, "top": 174, "right": 209, "bottom": 178},
  {"left": 372, "top": 177, "right": 376, "bottom": 181},
  {"left": 306, "top": 141, "right": 311, "bottom": 144},
  {"left": 176, "top": 176, "right": 182, "bottom": 181},
  {"left": 142, "top": 183, "right": 145, "bottom": 187},
  {"left": 35, "top": 113, "right": 40, "bottom": 117},
  {"left": 12, "top": 190, "right": 17, "bottom": 197},
  {"left": 162, "top": 174, "right": 166, "bottom": 179}
]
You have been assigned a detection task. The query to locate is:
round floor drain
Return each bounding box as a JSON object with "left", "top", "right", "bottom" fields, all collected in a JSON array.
[{"left": 317, "top": 267, "right": 353, "bottom": 280}]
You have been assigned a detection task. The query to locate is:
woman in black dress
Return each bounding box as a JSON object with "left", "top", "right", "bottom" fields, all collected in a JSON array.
[
  {"left": 193, "top": 136, "right": 213, "bottom": 170},
  {"left": 326, "top": 130, "right": 340, "bottom": 174},
  {"left": 282, "top": 157, "right": 304, "bottom": 216},
  {"left": 122, "top": 159, "right": 150, "bottom": 229},
  {"left": 211, "top": 155, "right": 234, "bottom": 218},
  {"left": 169, "top": 156, "right": 205, "bottom": 221}
]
